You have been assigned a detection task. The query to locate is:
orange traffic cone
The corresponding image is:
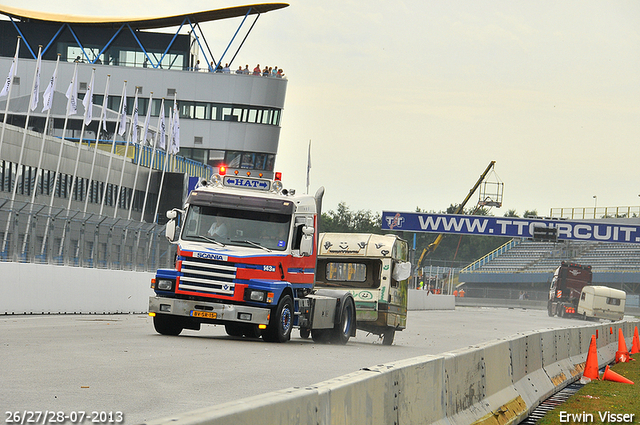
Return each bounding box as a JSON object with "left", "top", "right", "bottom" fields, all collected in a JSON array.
[
  {"left": 610, "top": 326, "right": 614, "bottom": 335},
  {"left": 630, "top": 327, "right": 640, "bottom": 355},
  {"left": 583, "top": 335, "right": 599, "bottom": 380},
  {"left": 615, "top": 328, "right": 630, "bottom": 363},
  {"left": 602, "top": 365, "right": 634, "bottom": 384}
]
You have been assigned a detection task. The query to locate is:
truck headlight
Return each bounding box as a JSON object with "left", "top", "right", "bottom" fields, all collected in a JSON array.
[
  {"left": 250, "top": 290, "right": 266, "bottom": 302},
  {"left": 245, "top": 289, "right": 266, "bottom": 302},
  {"left": 157, "top": 279, "right": 175, "bottom": 291}
]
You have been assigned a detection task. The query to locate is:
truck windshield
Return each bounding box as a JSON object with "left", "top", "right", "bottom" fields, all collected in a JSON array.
[{"left": 182, "top": 205, "right": 291, "bottom": 251}]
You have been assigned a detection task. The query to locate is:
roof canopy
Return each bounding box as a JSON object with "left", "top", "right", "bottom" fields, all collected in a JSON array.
[{"left": 0, "top": 3, "right": 289, "bottom": 29}]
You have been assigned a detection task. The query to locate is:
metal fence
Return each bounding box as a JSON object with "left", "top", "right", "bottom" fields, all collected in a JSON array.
[{"left": 0, "top": 197, "right": 175, "bottom": 271}]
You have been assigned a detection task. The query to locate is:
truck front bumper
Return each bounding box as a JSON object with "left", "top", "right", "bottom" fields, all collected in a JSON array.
[{"left": 149, "top": 296, "right": 271, "bottom": 325}]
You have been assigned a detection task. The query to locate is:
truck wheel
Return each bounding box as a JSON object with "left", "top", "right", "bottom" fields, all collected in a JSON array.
[
  {"left": 299, "top": 328, "right": 310, "bottom": 339},
  {"left": 547, "top": 302, "right": 554, "bottom": 317},
  {"left": 153, "top": 314, "right": 183, "bottom": 336},
  {"left": 331, "top": 298, "right": 356, "bottom": 345},
  {"left": 262, "top": 295, "right": 293, "bottom": 343},
  {"left": 558, "top": 306, "right": 564, "bottom": 318},
  {"left": 382, "top": 328, "right": 396, "bottom": 346}
]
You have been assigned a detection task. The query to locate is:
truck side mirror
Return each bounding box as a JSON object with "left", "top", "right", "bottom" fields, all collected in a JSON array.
[
  {"left": 165, "top": 209, "right": 183, "bottom": 243},
  {"left": 299, "top": 225, "right": 314, "bottom": 256}
]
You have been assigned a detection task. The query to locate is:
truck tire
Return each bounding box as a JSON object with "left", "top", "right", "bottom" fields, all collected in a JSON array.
[
  {"left": 331, "top": 298, "right": 356, "bottom": 345},
  {"left": 262, "top": 295, "right": 293, "bottom": 343},
  {"left": 547, "top": 302, "right": 554, "bottom": 317},
  {"left": 153, "top": 314, "right": 183, "bottom": 336},
  {"left": 299, "top": 328, "right": 310, "bottom": 339},
  {"left": 382, "top": 327, "right": 396, "bottom": 346}
]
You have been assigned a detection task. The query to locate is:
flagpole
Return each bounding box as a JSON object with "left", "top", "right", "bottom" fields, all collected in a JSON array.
[
  {"left": 141, "top": 98, "right": 162, "bottom": 223},
  {"left": 153, "top": 100, "right": 168, "bottom": 224},
  {"left": 1, "top": 44, "right": 39, "bottom": 257},
  {"left": 128, "top": 91, "right": 152, "bottom": 220},
  {"left": 114, "top": 86, "right": 138, "bottom": 218},
  {"left": 0, "top": 37, "right": 20, "bottom": 159},
  {"left": 83, "top": 74, "right": 110, "bottom": 214},
  {"left": 66, "top": 68, "right": 95, "bottom": 213},
  {"left": 43, "top": 62, "right": 78, "bottom": 261},
  {"left": 29, "top": 54, "right": 60, "bottom": 258},
  {"left": 306, "top": 139, "right": 311, "bottom": 194},
  {"left": 100, "top": 80, "right": 127, "bottom": 216}
]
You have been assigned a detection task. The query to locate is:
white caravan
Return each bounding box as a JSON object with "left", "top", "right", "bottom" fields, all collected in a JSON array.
[{"left": 577, "top": 285, "right": 626, "bottom": 321}]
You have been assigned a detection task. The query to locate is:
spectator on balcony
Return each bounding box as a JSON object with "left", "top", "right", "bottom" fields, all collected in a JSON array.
[
  {"left": 243, "top": 65, "right": 250, "bottom": 74},
  {"left": 222, "top": 63, "right": 230, "bottom": 73},
  {"left": 262, "top": 66, "right": 269, "bottom": 77},
  {"left": 253, "top": 64, "right": 261, "bottom": 75},
  {"left": 271, "top": 66, "right": 278, "bottom": 77},
  {"left": 236, "top": 65, "right": 244, "bottom": 74},
  {"left": 194, "top": 60, "right": 200, "bottom": 72}
]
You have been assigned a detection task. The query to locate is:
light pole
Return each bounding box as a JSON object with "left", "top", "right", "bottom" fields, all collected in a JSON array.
[{"left": 593, "top": 195, "right": 597, "bottom": 218}]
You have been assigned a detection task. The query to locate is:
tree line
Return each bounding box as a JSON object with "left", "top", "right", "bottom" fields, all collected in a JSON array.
[{"left": 319, "top": 203, "right": 540, "bottom": 268}]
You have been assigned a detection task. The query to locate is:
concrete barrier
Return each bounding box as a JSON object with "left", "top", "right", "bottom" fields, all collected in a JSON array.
[
  {"left": 0, "top": 262, "right": 154, "bottom": 314},
  {"left": 408, "top": 291, "right": 455, "bottom": 310},
  {"left": 142, "top": 320, "right": 640, "bottom": 425}
]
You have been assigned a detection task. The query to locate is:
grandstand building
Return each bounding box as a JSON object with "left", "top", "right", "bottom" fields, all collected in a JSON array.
[
  {"left": 459, "top": 238, "right": 640, "bottom": 299},
  {"left": 0, "top": 3, "right": 288, "bottom": 222}
]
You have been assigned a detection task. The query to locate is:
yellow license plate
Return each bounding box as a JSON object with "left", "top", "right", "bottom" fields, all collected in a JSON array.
[{"left": 191, "top": 310, "right": 217, "bottom": 319}]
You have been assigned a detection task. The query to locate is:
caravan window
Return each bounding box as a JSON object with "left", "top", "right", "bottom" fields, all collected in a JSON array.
[
  {"left": 606, "top": 297, "right": 621, "bottom": 306},
  {"left": 316, "top": 259, "right": 381, "bottom": 289},
  {"left": 325, "top": 262, "right": 367, "bottom": 282}
]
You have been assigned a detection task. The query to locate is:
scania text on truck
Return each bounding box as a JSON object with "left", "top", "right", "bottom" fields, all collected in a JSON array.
[
  {"left": 314, "top": 233, "right": 411, "bottom": 345},
  {"left": 148, "top": 170, "right": 357, "bottom": 344}
]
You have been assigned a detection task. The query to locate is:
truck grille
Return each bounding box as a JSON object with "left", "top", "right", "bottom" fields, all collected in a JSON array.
[{"left": 178, "top": 258, "right": 237, "bottom": 296}]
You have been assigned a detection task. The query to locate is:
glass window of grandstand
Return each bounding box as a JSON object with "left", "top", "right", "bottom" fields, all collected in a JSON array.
[
  {"left": 67, "top": 46, "right": 104, "bottom": 64},
  {"left": 225, "top": 152, "right": 274, "bottom": 172},
  {"left": 179, "top": 148, "right": 207, "bottom": 164},
  {"left": 208, "top": 150, "right": 225, "bottom": 169}
]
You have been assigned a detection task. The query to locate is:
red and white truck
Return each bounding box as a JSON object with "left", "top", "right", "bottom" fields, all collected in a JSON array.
[{"left": 148, "top": 169, "right": 358, "bottom": 343}]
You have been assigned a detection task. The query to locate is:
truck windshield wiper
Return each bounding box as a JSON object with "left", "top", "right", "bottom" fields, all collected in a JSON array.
[
  {"left": 230, "top": 239, "right": 272, "bottom": 252},
  {"left": 191, "top": 235, "right": 226, "bottom": 247}
]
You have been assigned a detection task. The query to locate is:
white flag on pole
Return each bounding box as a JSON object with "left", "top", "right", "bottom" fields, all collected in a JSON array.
[
  {"left": 0, "top": 38, "right": 20, "bottom": 98},
  {"left": 142, "top": 92, "right": 152, "bottom": 145},
  {"left": 158, "top": 101, "right": 166, "bottom": 150},
  {"left": 118, "top": 91, "right": 127, "bottom": 136},
  {"left": 30, "top": 50, "right": 41, "bottom": 111},
  {"left": 100, "top": 82, "right": 108, "bottom": 133},
  {"left": 65, "top": 64, "right": 79, "bottom": 116},
  {"left": 131, "top": 89, "right": 139, "bottom": 142},
  {"left": 82, "top": 69, "right": 95, "bottom": 125},
  {"left": 170, "top": 97, "right": 180, "bottom": 154},
  {"left": 42, "top": 57, "right": 58, "bottom": 112}
]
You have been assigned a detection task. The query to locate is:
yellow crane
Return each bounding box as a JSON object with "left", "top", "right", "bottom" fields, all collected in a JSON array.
[{"left": 417, "top": 161, "right": 501, "bottom": 267}]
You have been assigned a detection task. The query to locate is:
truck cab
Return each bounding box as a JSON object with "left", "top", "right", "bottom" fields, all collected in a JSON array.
[
  {"left": 149, "top": 171, "right": 356, "bottom": 344},
  {"left": 548, "top": 261, "right": 592, "bottom": 317},
  {"left": 314, "top": 233, "right": 411, "bottom": 345}
]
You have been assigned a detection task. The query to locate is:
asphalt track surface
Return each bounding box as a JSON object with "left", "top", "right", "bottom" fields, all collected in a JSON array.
[{"left": 1, "top": 307, "right": 592, "bottom": 424}]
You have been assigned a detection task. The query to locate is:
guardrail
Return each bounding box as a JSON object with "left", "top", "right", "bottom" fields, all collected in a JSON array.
[
  {"left": 142, "top": 320, "right": 639, "bottom": 425},
  {"left": 0, "top": 198, "right": 174, "bottom": 272}
]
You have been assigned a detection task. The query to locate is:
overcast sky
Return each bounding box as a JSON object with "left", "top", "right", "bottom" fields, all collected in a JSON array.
[{"left": 3, "top": 1, "right": 640, "bottom": 217}]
